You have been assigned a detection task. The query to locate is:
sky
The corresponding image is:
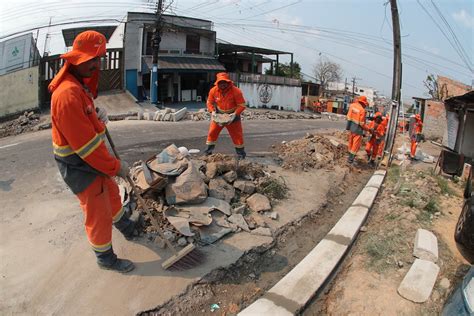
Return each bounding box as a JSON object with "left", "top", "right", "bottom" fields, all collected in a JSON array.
[{"left": 1, "top": 0, "right": 473, "bottom": 102}]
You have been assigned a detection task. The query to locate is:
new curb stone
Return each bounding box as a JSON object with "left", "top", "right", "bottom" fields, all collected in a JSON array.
[{"left": 239, "top": 170, "right": 386, "bottom": 315}]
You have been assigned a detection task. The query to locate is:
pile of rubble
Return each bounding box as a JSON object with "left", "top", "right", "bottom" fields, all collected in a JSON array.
[
  {"left": 119, "top": 146, "right": 286, "bottom": 248},
  {"left": 188, "top": 109, "right": 322, "bottom": 121},
  {"left": 274, "top": 131, "right": 348, "bottom": 171},
  {"left": 0, "top": 111, "right": 51, "bottom": 138},
  {"left": 119, "top": 107, "right": 189, "bottom": 122}
]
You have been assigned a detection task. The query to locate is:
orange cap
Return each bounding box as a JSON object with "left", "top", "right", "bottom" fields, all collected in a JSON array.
[
  {"left": 61, "top": 31, "right": 106, "bottom": 65},
  {"left": 375, "top": 111, "right": 382, "bottom": 118},
  {"left": 358, "top": 95, "right": 369, "bottom": 106},
  {"left": 215, "top": 72, "right": 233, "bottom": 85}
]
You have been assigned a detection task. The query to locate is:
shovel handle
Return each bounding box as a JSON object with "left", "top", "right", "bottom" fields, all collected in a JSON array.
[{"left": 104, "top": 128, "right": 178, "bottom": 253}]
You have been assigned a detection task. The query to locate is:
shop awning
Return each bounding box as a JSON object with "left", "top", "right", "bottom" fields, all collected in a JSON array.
[{"left": 143, "top": 56, "right": 225, "bottom": 73}]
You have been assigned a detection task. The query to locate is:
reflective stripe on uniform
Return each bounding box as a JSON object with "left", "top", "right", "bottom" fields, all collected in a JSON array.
[
  {"left": 76, "top": 133, "right": 104, "bottom": 159},
  {"left": 53, "top": 143, "right": 74, "bottom": 157},
  {"left": 112, "top": 207, "right": 125, "bottom": 224},
  {"left": 90, "top": 241, "right": 112, "bottom": 253}
]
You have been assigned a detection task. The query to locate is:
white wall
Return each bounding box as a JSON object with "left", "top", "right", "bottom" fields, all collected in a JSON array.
[
  {"left": 238, "top": 83, "right": 302, "bottom": 112},
  {"left": 0, "top": 66, "right": 39, "bottom": 117},
  {"left": 0, "top": 33, "right": 36, "bottom": 75}
]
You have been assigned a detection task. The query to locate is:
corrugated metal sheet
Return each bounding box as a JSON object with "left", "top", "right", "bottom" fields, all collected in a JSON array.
[{"left": 143, "top": 56, "right": 225, "bottom": 72}]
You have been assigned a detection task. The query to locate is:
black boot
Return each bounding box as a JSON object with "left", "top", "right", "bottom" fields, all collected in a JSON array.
[
  {"left": 95, "top": 248, "right": 135, "bottom": 273},
  {"left": 204, "top": 144, "right": 215, "bottom": 156},
  {"left": 235, "top": 147, "right": 246, "bottom": 160},
  {"left": 368, "top": 159, "right": 376, "bottom": 167},
  {"left": 347, "top": 153, "right": 355, "bottom": 164},
  {"left": 114, "top": 211, "right": 143, "bottom": 240}
]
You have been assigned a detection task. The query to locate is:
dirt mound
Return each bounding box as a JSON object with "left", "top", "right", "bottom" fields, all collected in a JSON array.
[
  {"left": 274, "top": 132, "right": 348, "bottom": 171},
  {"left": 0, "top": 111, "right": 51, "bottom": 138}
]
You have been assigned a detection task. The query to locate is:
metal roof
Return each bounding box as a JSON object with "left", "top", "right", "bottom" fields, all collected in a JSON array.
[
  {"left": 445, "top": 90, "right": 474, "bottom": 110},
  {"left": 143, "top": 56, "right": 225, "bottom": 72},
  {"left": 217, "top": 42, "right": 291, "bottom": 55},
  {"left": 62, "top": 26, "right": 117, "bottom": 47}
]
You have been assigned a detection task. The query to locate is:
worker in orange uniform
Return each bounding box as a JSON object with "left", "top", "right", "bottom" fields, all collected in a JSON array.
[
  {"left": 346, "top": 95, "right": 370, "bottom": 164},
  {"left": 49, "top": 31, "right": 141, "bottom": 273},
  {"left": 410, "top": 114, "right": 423, "bottom": 159},
  {"left": 377, "top": 113, "right": 390, "bottom": 158},
  {"left": 205, "top": 72, "right": 247, "bottom": 159},
  {"left": 365, "top": 112, "right": 385, "bottom": 166}
]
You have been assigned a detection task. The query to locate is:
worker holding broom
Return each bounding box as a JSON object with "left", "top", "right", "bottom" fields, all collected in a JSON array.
[
  {"left": 346, "top": 95, "right": 370, "bottom": 164},
  {"left": 205, "top": 72, "right": 247, "bottom": 159},
  {"left": 49, "top": 31, "right": 141, "bottom": 273}
]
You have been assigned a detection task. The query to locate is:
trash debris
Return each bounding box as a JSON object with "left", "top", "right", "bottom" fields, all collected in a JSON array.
[{"left": 210, "top": 303, "right": 220, "bottom": 312}]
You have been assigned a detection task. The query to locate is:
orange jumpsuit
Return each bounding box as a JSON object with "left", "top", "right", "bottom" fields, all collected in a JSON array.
[
  {"left": 365, "top": 118, "right": 386, "bottom": 160},
  {"left": 410, "top": 118, "right": 423, "bottom": 158},
  {"left": 50, "top": 71, "right": 124, "bottom": 254},
  {"left": 206, "top": 81, "right": 246, "bottom": 149},
  {"left": 377, "top": 115, "right": 389, "bottom": 157},
  {"left": 346, "top": 102, "right": 367, "bottom": 156}
]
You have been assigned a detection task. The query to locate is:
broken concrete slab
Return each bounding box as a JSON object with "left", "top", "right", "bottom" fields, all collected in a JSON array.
[
  {"left": 267, "top": 211, "right": 279, "bottom": 220},
  {"left": 199, "top": 222, "right": 233, "bottom": 244},
  {"left": 208, "top": 177, "right": 235, "bottom": 203},
  {"left": 180, "top": 197, "right": 231, "bottom": 216},
  {"left": 234, "top": 180, "right": 256, "bottom": 194},
  {"left": 246, "top": 193, "right": 271, "bottom": 212},
  {"left": 164, "top": 216, "right": 194, "bottom": 237},
  {"left": 153, "top": 111, "right": 163, "bottom": 121},
  {"left": 206, "top": 162, "right": 218, "bottom": 179},
  {"left": 251, "top": 227, "right": 272, "bottom": 237},
  {"left": 232, "top": 205, "right": 246, "bottom": 215},
  {"left": 413, "top": 228, "right": 438, "bottom": 263},
  {"left": 172, "top": 107, "right": 187, "bottom": 122},
  {"left": 397, "top": 259, "right": 440, "bottom": 303},
  {"left": 228, "top": 214, "right": 250, "bottom": 232},
  {"left": 223, "top": 170, "right": 237, "bottom": 183}
]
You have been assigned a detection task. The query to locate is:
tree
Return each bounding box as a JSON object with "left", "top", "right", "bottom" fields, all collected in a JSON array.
[
  {"left": 312, "top": 57, "right": 343, "bottom": 94},
  {"left": 265, "top": 62, "right": 302, "bottom": 80},
  {"left": 423, "top": 74, "right": 439, "bottom": 100}
]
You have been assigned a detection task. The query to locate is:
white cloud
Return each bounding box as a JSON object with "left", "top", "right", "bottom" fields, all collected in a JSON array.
[{"left": 452, "top": 9, "right": 474, "bottom": 29}]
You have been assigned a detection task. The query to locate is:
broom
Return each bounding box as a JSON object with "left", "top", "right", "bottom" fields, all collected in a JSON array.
[{"left": 104, "top": 129, "right": 203, "bottom": 270}]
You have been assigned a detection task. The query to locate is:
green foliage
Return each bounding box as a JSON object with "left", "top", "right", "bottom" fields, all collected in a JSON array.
[{"left": 265, "top": 62, "right": 302, "bottom": 80}]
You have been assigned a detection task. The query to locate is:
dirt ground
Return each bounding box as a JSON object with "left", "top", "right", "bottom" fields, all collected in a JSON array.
[{"left": 305, "top": 138, "right": 470, "bottom": 315}]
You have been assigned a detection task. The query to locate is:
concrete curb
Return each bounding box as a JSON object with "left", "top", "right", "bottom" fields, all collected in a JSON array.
[{"left": 239, "top": 169, "right": 387, "bottom": 315}]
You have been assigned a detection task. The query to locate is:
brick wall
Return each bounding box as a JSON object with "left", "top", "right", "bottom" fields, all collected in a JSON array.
[
  {"left": 423, "top": 100, "right": 447, "bottom": 141},
  {"left": 438, "top": 76, "right": 472, "bottom": 101}
]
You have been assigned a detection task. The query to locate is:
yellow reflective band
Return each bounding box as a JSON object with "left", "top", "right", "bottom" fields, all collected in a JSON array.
[
  {"left": 112, "top": 207, "right": 125, "bottom": 224},
  {"left": 234, "top": 144, "right": 245, "bottom": 148},
  {"left": 90, "top": 242, "right": 112, "bottom": 252},
  {"left": 53, "top": 142, "right": 74, "bottom": 157},
  {"left": 77, "top": 134, "right": 103, "bottom": 159}
]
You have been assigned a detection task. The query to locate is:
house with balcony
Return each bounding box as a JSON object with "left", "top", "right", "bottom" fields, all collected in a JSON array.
[{"left": 124, "top": 12, "right": 225, "bottom": 103}]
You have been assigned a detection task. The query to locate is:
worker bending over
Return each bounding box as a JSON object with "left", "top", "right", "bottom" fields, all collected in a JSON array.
[
  {"left": 205, "top": 72, "right": 247, "bottom": 159},
  {"left": 365, "top": 112, "right": 385, "bottom": 166},
  {"left": 49, "top": 31, "right": 140, "bottom": 273},
  {"left": 346, "top": 96, "right": 369, "bottom": 164}
]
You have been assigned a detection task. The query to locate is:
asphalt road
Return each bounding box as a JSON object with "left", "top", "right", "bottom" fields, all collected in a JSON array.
[{"left": 0, "top": 119, "right": 345, "bottom": 177}]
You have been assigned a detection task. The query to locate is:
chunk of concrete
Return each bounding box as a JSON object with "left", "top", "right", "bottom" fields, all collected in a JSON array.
[
  {"left": 413, "top": 228, "right": 438, "bottom": 263},
  {"left": 228, "top": 214, "right": 250, "bottom": 232},
  {"left": 223, "top": 170, "right": 237, "bottom": 183},
  {"left": 143, "top": 112, "right": 153, "bottom": 121},
  {"left": 234, "top": 180, "right": 256, "bottom": 194},
  {"left": 247, "top": 193, "right": 271, "bottom": 212},
  {"left": 206, "top": 162, "right": 218, "bottom": 179},
  {"left": 153, "top": 111, "right": 163, "bottom": 121},
  {"left": 163, "top": 113, "right": 171, "bottom": 121},
  {"left": 397, "top": 259, "right": 439, "bottom": 303},
  {"left": 208, "top": 177, "right": 235, "bottom": 203},
  {"left": 173, "top": 107, "right": 187, "bottom": 121},
  {"left": 251, "top": 227, "right": 272, "bottom": 237}
]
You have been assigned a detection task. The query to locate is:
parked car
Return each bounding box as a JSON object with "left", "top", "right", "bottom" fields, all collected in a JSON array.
[{"left": 442, "top": 167, "right": 474, "bottom": 316}]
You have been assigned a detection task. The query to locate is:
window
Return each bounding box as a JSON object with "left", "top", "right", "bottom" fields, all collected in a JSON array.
[
  {"left": 185, "top": 34, "right": 200, "bottom": 54},
  {"left": 359, "top": 89, "right": 364, "bottom": 92}
]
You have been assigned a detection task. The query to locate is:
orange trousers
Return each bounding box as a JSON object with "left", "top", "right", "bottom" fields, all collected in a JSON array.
[
  {"left": 76, "top": 176, "right": 124, "bottom": 253},
  {"left": 377, "top": 140, "right": 385, "bottom": 157},
  {"left": 348, "top": 133, "right": 363, "bottom": 155},
  {"left": 365, "top": 139, "right": 380, "bottom": 160},
  {"left": 410, "top": 139, "right": 418, "bottom": 158},
  {"left": 206, "top": 120, "right": 244, "bottom": 148}
]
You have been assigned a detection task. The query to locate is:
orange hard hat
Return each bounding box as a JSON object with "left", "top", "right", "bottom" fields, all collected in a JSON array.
[
  {"left": 358, "top": 95, "right": 369, "bottom": 106},
  {"left": 415, "top": 114, "right": 421, "bottom": 120},
  {"left": 60, "top": 31, "right": 106, "bottom": 65},
  {"left": 375, "top": 111, "right": 382, "bottom": 118},
  {"left": 215, "top": 72, "right": 232, "bottom": 85}
]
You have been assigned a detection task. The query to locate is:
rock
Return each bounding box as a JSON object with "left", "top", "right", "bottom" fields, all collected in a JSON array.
[
  {"left": 233, "top": 205, "right": 246, "bottom": 215},
  {"left": 398, "top": 260, "right": 404, "bottom": 268},
  {"left": 251, "top": 227, "right": 272, "bottom": 237},
  {"left": 413, "top": 228, "right": 438, "bottom": 263},
  {"left": 360, "top": 226, "right": 368, "bottom": 232},
  {"left": 329, "top": 139, "right": 340, "bottom": 147},
  {"left": 177, "top": 237, "right": 188, "bottom": 247},
  {"left": 206, "top": 162, "right": 218, "bottom": 179},
  {"left": 233, "top": 180, "right": 256, "bottom": 194},
  {"left": 163, "top": 231, "right": 176, "bottom": 242},
  {"left": 246, "top": 193, "right": 271, "bottom": 212},
  {"left": 267, "top": 211, "right": 279, "bottom": 220},
  {"left": 397, "top": 259, "right": 439, "bottom": 303},
  {"left": 223, "top": 170, "right": 237, "bottom": 183},
  {"left": 186, "top": 237, "right": 195, "bottom": 244},
  {"left": 209, "top": 178, "right": 236, "bottom": 203},
  {"left": 228, "top": 214, "right": 250, "bottom": 232},
  {"left": 249, "top": 273, "right": 256, "bottom": 279},
  {"left": 154, "top": 237, "right": 166, "bottom": 248},
  {"left": 439, "top": 278, "right": 450, "bottom": 290},
  {"left": 250, "top": 214, "right": 267, "bottom": 227}
]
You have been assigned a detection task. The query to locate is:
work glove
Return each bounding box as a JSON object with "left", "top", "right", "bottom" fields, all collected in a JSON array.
[
  {"left": 96, "top": 107, "right": 109, "bottom": 124},
  {"left": 211, "top": 111, "right": 217, "bottom": 122},
  {"left": 229, "top": 113, "right": 238, "bottom": 124},
  {"left": 117, "top": 160, "right": 130, "bottom": 179}
]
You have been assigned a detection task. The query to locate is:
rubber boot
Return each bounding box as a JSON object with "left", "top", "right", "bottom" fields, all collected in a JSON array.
[
  {"left": 95, "top": 248, "right": 135, "bottom": 273},
  {"left": 347, "top": 153, "right": 355, "bottom": 164},
  {"left": 204, "top": 144, "right": 215, "bottom": 156},
  {"left": 368, "top": 159, "right": 376, "bottom": 167},
  {"left": 235, "top": 147, "right": 246, "bottom": 160},
  {"left": 114, "top": 211, "right": 143, "bottom": 240}
]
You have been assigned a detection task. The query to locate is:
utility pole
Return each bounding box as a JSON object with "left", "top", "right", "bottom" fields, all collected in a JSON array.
[
  {"left": 384, "top": 0, "right": 402, "bottom": 161},
  {"left": 150, "top": 0, "right": 164, "bottom": 105},
  {"left": 351, "top": 77, "right": 361, "bottom": 102}
]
